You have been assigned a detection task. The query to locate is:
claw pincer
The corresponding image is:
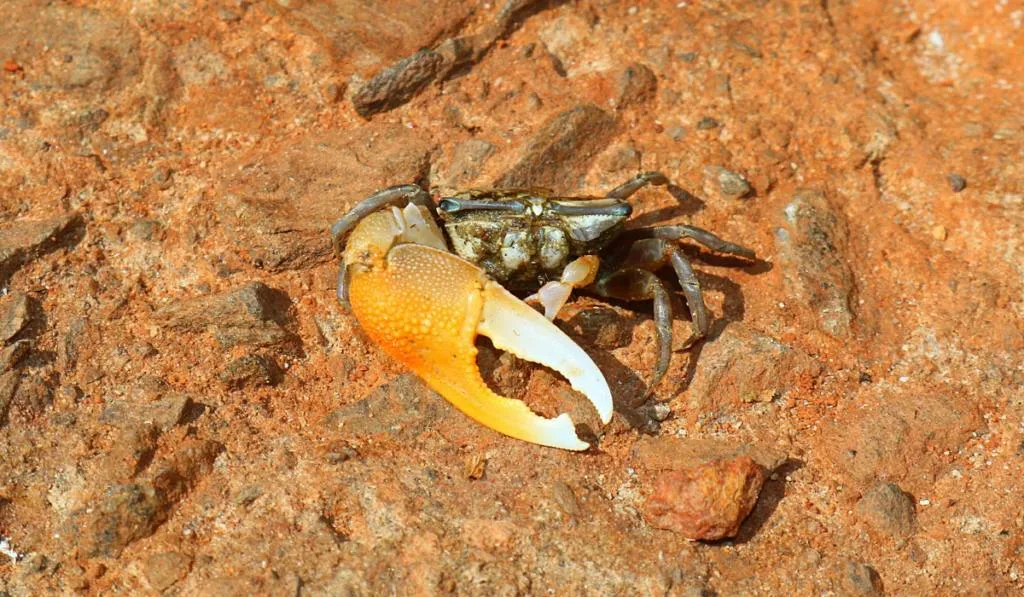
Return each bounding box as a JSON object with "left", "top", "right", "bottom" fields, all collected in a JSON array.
[{"left": 338, "top": 203, "right": 612, "bottom": 450}]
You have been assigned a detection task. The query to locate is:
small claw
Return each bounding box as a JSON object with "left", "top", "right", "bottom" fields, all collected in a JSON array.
[
  {"left": 524, "top": 255, "right": 600, "bottom": 321},
  {"left": 345, "top": 212, "right": 611, "bottom": 450}
]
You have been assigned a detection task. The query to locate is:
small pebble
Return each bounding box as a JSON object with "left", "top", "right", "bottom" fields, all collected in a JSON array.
[
  {"left": 707, "top": 166, "right": 752, "bottom": 199},
  {"left": 931, "top": 225, "right": 947, "bottom": 240},
  {"left": 464, "top": 453, "right": 487, "bottom": 480},
  {"left": 696, "top": 116, "right": 719, "bottom": 130},
  {"left": 946, "top": 173, "right": 967, "bottom": 192},
  {"left": 665, "top": 125, "right": 686, "bottom": 141}
]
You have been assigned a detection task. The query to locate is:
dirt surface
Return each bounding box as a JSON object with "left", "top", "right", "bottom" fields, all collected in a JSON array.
[{"left": 2, "top": 0, "right": 1023, "bottom": 594}]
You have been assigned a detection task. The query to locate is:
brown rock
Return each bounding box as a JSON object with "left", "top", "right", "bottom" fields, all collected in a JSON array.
[
  {"left": 705, "top": 165, "right": 752, "bottom": 199},
  {"left": 775, "top": 189, "right": 855, "bottom": 337},
  {"left": 76, "top": 483, "right": 169, "bottom": 558},
  {"left": 0, "top": 292, "right": 32, "bottom": 343},
  {"left": 352, "top": 49, "right": 445, "bottom": 118},
  {"left": 443, "top": 139, "right": 496, "bottom": 188},
  {"left": 157, "top": 282, "right": 295, "bottom": 348},
  {"left": 219, "top": 354, "right": 283, "bottom": 390},
  {"left": 495, "top": 104, "right": 617, "bottom": 190},
  {"left": 643, "top": 456, "right": 767, "bottom": 541},
  {"left": 0, "top": 214, "right": 83, "bottom": 285},
  {"left": 684, "top": 323, "right": 822, "bottom": 411},
  {"left": 218, "top": 125, "right": 431, "bottom": 271},
  {"left": 856, "top": 482, "right": 917, "bottom": 541},
  {"left": 100, "top": 392, "right": 193, "bottom": 434},
  {"left": 324, "top": 374, "right": 445, "bottom": 440},
  {"left": 73, "top": 439, "right": 223, "bottom": 557},
  {"left": 143, "top": 551, "right": 192, "bottom": 591},
  {"left": 0, "top": 370, "right": 17, "bottom": 427},
  {"left": 0, "top": 339, "right": 31, "bottom": 373},
  {"left": 615, "top": 62, "right": 658, "bottom": 109},
  {"left": 842, "top": 561, "right": 884, "bottom": 595},
  {"left": 824, "top": 391, "right": 982, "bottom": 492}
]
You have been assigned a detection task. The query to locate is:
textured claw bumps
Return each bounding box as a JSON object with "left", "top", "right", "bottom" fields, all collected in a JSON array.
[{"left": 342, "top": 205, "right": 612, "bottom": 450}]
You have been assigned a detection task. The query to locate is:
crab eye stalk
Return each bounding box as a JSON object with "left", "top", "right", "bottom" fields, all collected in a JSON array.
[
  {"left": 438, "top": 198, "right": 526, "bottom": 215},
  {"left": 547, "top": 199, "right": 632, "bottom": 242}
]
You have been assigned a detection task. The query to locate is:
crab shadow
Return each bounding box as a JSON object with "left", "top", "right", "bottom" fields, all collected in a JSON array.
[{"left": 559, "top": 247, "right": 773, "bottom": 430}]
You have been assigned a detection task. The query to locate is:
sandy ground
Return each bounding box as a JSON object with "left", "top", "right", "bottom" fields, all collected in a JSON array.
[{"left": 1, "top": 0, "right": 1022, "bottom": 594}]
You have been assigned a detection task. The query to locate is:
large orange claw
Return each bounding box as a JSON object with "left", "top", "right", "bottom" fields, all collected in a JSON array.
[{"left": 342, "top": 204, "right": 612, "bottom": 450}]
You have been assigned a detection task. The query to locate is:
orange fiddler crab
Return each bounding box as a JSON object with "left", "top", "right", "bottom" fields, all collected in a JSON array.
[{"left": 330, "top": 172, "right": 754, "bottom": 450}]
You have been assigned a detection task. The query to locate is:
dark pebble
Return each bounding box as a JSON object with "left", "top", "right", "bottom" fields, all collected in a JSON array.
[
  {"left": 947, "top": 173, "right": 967, "bottom": 192},
  {"left": 842, "top": 561, "right": 883, "bottom": 595},
  {"left": 696, "top": 117, "right": 719, "bottom": 130}
]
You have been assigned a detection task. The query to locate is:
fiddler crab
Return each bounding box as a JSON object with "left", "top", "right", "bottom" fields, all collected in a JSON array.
[{"left": 330, "top": 172, "right": 754, "bottom": 450}]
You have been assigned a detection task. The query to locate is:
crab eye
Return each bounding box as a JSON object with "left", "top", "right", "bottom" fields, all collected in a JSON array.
[
  {"left": 546, "top": 202, "right": 632, "bottom": 218},
  {"left": 547, "top": 199, "right": 632, "bottom": 242},
  {"left": 438, "top": 198, "right": 526, "bottom": 214}
]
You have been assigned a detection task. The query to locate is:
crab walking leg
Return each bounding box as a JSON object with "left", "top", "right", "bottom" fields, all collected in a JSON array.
[
  {"left": 607, "top": 171, "right": 670, "bottom": 200},
  {"left": 524, "top": 255, "right": 600, "bottom": 320},
  {"left": 346, "top": 232, "right": 612, "bottom": 450}
]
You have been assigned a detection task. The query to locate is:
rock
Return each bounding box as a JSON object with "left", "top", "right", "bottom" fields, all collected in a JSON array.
[
  {"left": 324, "top": 374, "right": 445, "bottom": 440},
  {"left": 495, "top": 104, "right": 617, "bottom": 190},
  {"left": 282, "top": 0, "right": 474, "bottom": 78},
  {"left": 696, "top": 117, "right": 719, "bottom": 130},
  {"left": 103, "top": 424, "right": 161, "bottom": 477},
  {"left": 0, "top": 292, "right": 32, "bottom": 343},
  {"left": 842, "top": 561, "right": 884, "bottom": 595},
  {"left": 352, "top": 49, "right": 445, "bottom": 118},
  {"left": 0, "top": 1, "right": 140, "bottom": 92},
  {"left": 824, "top": 391, "right": 982, "bottom": 492},
  {"left": 158, "top": 282, "right": 295, "bottom": 348},
  {"left": 643, "top": 456, "right": 767, "bottom": 541},
  {"left": 443, "top": 139, "right": 495, "bottom": 188},
  {"left": 75, "top": 483, "right": 168, "bottom": 558},
  {"left": 463, "top": 453, "right": 487, "bottom": 480},
  {"left": 143, "top": 551, "right": 192, "bottom": 592},
  {"left": 566, "top": 306, "right": 633, "bottom": 349},
  {"left": 0, "top": 371, "right": 17, "bottom": 427},
  {"left": 218, "top": 125, "right": 431, "bottom": 271},
  {"left": 775, "top": 189, "right": 855, "bottom": 337},
  {"left": 462, "top": 519, "right": 517, "bottom": 553},
  {"left": 219, "top": 354, "right": 283, "bottom": 390},
  {"left": 0, "top": 215, "right": 83, "bottom": 286},
  {"left": 632, "top": 436, "right": 788, "bottom": 474},
  {"left": 947, "top": 173, "right": 967, "bottom": 192},
  {"left": 665, "top": 125, "right": 687, "bottom": 141},
  {"left": 705, "top": 165, "right": 752, "bottom": 199},
  {"left": 72, "top": 439, "right": 223, "bottom": 557},
  {"left": 8, "top": 377, "right": 52, "bottom": 420},
  {"left": 615, "top": 62, "right": 658, "bottom": 109},
  {"left": 149, "top": 438, "right": 225, "bottom": 505},
  {"left": 856, "top": 482, "right": 917, "bottom": 541},
  {"left": 683, "top": 323, "right": 822, "bottom": 411},
  {"left": 551, "top": 481, "right": 582, "bottom": 518},
  {"left": 0, "top": 340, "right": 31, "bottom": 373},
  {"left": 100, "top": 392, "right": 192, "bottom": 434}
]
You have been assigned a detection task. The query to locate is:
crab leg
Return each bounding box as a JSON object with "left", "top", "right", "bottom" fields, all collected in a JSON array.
[{"left": 344, "top": 207, "right": 612, "bottom": 450}]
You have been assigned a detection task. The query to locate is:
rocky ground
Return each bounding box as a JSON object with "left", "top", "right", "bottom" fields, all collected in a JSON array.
[{"left": 1, "top": 0, "right": 1023, "bottom": 594}]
